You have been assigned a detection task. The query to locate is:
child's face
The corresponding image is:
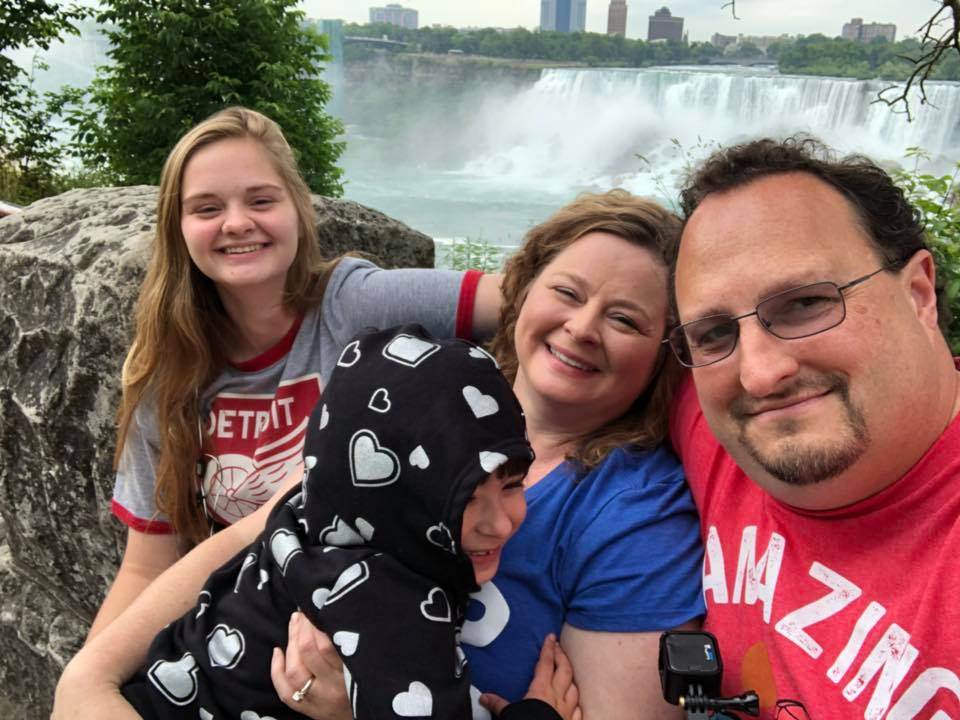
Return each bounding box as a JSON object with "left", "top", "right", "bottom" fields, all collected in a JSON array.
[{"left": 461, "top": 473, "right": 526, "bottom": 584}]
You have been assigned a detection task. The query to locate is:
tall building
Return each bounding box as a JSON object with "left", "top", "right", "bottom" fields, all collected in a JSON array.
[
  {"left": 607, "top": 0, "right": 627, "bottom": 37},
  {"left": 647, "top": 6, "right": 683, "bottom": 42},
  {"left": 370, "top": 4, "right": 419, "bottom": 30},
  {"left": 841, "top": 17, "right": 896, "bottom": 43},
  {"left": 540, "top": 0, "right": 587, "bottom": 33}
]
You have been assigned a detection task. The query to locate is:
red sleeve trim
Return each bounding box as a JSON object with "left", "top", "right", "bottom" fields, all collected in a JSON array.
[
  {"left": 455, "top": 270, "right": 483, "bottom": 339},
  {"left": 111, "top": 499, "right": 174, "bottom": 535},
  {"left": 229, "top": 313, "right": 305, "bottom": 372}
]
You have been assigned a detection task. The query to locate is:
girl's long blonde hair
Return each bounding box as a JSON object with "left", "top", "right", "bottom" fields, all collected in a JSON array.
[
  {"left": 488, "top": 189, "right": 684, "bottom": 471},
  {"left": 115, "top": 107, "right": 336, "bottom": 544}
]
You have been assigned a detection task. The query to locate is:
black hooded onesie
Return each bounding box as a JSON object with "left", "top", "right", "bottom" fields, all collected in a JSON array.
[{"left": 121, "top": 324, "right": 555, "bottom": 720}]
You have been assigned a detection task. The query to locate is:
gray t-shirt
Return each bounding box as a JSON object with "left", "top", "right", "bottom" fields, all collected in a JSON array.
[{"left": 112, "top": 257, "right": 474, "bottom": 532}]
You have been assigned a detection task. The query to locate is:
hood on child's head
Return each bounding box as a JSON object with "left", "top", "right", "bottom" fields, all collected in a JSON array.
[{"left": 300, "top": 323, "right": 533, "bottom": 596}]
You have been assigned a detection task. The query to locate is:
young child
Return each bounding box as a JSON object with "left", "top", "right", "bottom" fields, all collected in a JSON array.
[{"left": 121, "top": 324, "right": 564, "bottom": 719}]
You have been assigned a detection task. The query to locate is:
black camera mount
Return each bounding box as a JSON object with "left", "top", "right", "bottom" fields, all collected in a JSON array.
[{"left": 659, "top": 631, "right": 760, "bottom": 719}]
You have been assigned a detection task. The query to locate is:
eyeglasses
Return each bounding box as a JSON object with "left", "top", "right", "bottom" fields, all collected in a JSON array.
[
  {"left": 774, "top": 699, "right": 811, "bottom": 719},
  {"left": 664, "top": 267, "right": 888, "bottom": 368}
]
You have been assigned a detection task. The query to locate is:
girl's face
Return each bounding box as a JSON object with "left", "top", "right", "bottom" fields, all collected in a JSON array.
[
  {"left": 460, "top": 473, "right": 527, "bottom": 584},
  {"left": 180, "top": 136, "right": 299, "bottom": 304},
  {"left": 512, "top": 231, "right": 669, "bottom": 425}
]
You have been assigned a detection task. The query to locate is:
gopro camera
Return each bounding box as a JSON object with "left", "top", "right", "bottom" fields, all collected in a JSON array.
[{"left": 659, "top": 631, "right": 723, "bottom": 705}]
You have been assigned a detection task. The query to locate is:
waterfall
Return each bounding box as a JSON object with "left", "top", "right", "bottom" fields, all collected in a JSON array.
[{"left": 458, "top": 66, "right": 960, "bottom": 197}]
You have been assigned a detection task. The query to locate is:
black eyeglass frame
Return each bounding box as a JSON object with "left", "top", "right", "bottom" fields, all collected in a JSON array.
[{"left": 664, "top": 266, "right": 890, "bottom": 369}]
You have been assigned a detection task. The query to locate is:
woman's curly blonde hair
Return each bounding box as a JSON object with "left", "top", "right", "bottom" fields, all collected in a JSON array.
[{"left": 488, "top": 189, "right": 684, "bottom": 471}]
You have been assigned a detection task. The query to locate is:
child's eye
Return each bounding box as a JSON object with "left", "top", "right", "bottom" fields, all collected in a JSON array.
[
  {"left": 252, "top": 197, "right": 275, "bottom": 207},
  {"left": 503, "top": 479, "right": 525, "bottom": 491}
]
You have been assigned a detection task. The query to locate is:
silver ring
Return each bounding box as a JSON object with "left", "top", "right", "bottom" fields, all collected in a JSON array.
[{"left": 292, "top": 676, "right": 314, "bottom": 703}]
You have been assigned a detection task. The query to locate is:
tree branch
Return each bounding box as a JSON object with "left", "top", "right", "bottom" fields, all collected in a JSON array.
[{"left": 873, "top": 0, "right": 959, "bottom": 121}]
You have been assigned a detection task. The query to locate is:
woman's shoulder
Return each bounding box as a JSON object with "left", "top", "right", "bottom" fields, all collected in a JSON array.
[{"left": 587, "top": 443, "right": 685, "bottom": 489}]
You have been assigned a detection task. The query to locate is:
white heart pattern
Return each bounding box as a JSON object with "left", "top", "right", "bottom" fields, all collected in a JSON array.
[
  {"left": 147, "top": 653, "right": 199, "bottom": 706},
  {"left": 382, "top": 334, "right": 441, "bottom": 367},
  {"left": 269, "top": 528, "right": 303, "bottom": 575},
  {"left": 392, "top": 681, "right": 434, "bottom": 717},
  {"left": 478, "top": 451, "right": 509, "bottom": 474},
  {"left": 356, "top": 516, "right": 376, "bottom": 542},
  {"left": 333, "top": 630, "right": 360, "bottom": 656},
  {"left": 320, "top": 515, "right": 363, "bottom": 546},
  {"left": 313, "top": 561, "right": 371, "bottom": 609},
  {"left": 319, "top": 403, "right": 330, "bottom": 429},
  {"left": 233, "top": 552, "right": 258, "bottom": 593},
  {"left": 426, "top": 522, "right": 455, "bottom": 554},
  {"left": 206, "top": 624, "right": 245, "bottom": 669},
  {"left": 462, "top": 386, "right": 499, "bottom": 419},
  {"left": 337, "top": 341, "right": 361, "bottom": 367},
  {"left": 195, "top": 590, "right": 211, "bottom": 620},
  {"left": 200, "top": 709, "right": 214, "bottom": 720},
  {"left": 420, "top": 587, "right": 452, "bottom": 623},
  {"left": 368, "top": 387, "right": 392, "bottom": 414},
  {"left": 305, "top": 454, "right": 318, "bottom": 470},
  {"left": 350, "top": 429, "right": 400, "bottom": 487},
  {"left": 468, "top": 346, "right": 500, "bottom": 368},
  {"left": 240, "top": 712, "right": 278, "bottom": 720},
  {"left": 408, "top": 445, "right": 430, "bottom": 469}
]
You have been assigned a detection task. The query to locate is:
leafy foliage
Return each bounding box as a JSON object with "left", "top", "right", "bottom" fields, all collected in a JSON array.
[
  {"left": 0, "top": 0, "right": 89, "bottom": 203},
  {"left": 441, "top": 237, "right": 505, "bottom": 273},
  {"left": 68, "top": 0, "right": 344, "bottom": 195},
  {"left": 892, "top": 150, "right": 960, "bottom": 353},
  {"left": 776, "top": 35, "right": 960, "bottom": 81}
]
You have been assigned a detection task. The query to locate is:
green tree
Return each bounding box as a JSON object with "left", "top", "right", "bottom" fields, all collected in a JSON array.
[
  {"left": 69, "top": 0, "right": 344, "bottom": 195},
  {"left": 0, "top": 0, "right": 89, "bottom": 203}
]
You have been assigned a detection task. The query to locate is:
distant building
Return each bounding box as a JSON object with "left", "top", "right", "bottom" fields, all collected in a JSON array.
[
  {"left": 648, "top": 6, "right": 683, "bottom": 42},
  {"left": 540, "top": 0, "right": 587, "bottom": 33},
  {"left": 711, "top": 32, "right": 737, "bottom": 49},
  {"left": 841, "top": 17, "right": 896, "bottom": 43},
  {"left": 370, "top": 4, "right": 419, "bottom": 30},
  {"left": 607, "top": 0, "right": 627, "bottom": 37}
]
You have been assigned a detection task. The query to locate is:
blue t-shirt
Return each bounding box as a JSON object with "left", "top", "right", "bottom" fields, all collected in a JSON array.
[{"left": 461, "top": 445, "right": 705, "bottom": 702}]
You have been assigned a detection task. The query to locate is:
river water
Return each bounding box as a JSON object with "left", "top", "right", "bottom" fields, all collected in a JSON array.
[{"left": 337, "top": 64, "right": 960, "bottom": 255}]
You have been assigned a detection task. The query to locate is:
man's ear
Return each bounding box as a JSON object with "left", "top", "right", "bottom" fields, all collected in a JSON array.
[{"left": 902, "top": 250, "right": 939, "bottom": 329}]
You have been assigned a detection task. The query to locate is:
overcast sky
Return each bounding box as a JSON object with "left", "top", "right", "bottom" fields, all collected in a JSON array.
[{"left": 301, "top": 0, "right": 940, "bottom": 43}]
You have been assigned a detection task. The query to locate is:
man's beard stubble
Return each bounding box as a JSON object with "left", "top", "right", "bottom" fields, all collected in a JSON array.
[{"left": 731, "top": 373, "right": 870, "bottom": 487}]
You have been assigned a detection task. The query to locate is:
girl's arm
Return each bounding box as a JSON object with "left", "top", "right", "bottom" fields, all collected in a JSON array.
[
  {"left": 53, "top": 473, "right": 301, "bottom": 719},
  {"left": 472, "top": 273, "right": 504, "bottom": 339},
  {"left": 86, "top": 529, "right": 181, "bottom": 640}
]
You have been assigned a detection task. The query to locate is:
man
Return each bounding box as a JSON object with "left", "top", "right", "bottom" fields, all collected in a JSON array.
[{"left": 667, "top": 137, "right": 960, "bottom": 719}]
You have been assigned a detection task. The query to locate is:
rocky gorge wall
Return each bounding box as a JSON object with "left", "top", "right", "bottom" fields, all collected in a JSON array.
[{"left": 0, "top": 186, "right": 434, "bottom": 718}]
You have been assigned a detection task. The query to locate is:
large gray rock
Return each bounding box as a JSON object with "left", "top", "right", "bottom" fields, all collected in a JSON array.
[{"left": 0, "top": 186, "right": 434, "bottom": 718}]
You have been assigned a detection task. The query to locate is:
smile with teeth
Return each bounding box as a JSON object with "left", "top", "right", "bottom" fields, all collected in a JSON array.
[
  {"left": 548, "top": 345, "right": 595, "bottom": 372},
  {"left": 221, "top": 243, "right": 266, "bottom": 255}
]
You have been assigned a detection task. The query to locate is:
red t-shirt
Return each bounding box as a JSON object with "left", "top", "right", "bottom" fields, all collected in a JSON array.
[{"left": 671, "top": 371, "right": 960, "bottom": 719}]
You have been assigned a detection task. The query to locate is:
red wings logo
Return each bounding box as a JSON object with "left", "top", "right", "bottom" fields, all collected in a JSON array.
[{"left": 199, "top": 374, "right": 321, "bottom": 525}]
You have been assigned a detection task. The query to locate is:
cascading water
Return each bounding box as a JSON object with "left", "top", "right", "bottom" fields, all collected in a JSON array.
[{"left": 341, "top": 65, "right": 960, "bottom": 247}]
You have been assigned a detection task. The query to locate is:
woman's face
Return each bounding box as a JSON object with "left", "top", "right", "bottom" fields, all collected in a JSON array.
[
  {"left": 179, "top": 136, "right": 299, "bottom": 303},
  {"left": 513, "top": 231, "right": 669, "bottom": 424}
]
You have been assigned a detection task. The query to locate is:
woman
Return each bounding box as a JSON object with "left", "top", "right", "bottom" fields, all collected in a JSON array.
[
  {"left": 281, "top": 191, "right": 705, "bottom": 719},
  {"left": 90, "top": 105, "right": 500, "bottom": 638}
]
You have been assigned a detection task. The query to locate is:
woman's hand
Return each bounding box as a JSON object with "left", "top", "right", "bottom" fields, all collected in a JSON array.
[
  {"left": 481, "top": 634, "right": 582, "bottom": 720},
  {"left": 271, "top": 611, "right": 353, "bottom": 720}
]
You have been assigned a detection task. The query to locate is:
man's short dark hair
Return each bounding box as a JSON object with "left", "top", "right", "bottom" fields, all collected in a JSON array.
[
  {"left": 679, "top": 135, "right": 927, "bottom": 270},
  {"left": 677, "top": 135, "right": 948, "bottom": 328}
]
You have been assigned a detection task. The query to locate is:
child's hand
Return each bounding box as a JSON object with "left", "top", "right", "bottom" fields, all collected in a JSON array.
[
  {"left": 270, "top": 611, "right": 353, "bottom": 720},
  {"left": 480, "top": 634, "right": 582, "bottom": 720}
]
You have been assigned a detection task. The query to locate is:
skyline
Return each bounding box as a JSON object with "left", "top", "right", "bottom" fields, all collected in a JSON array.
[{"left": 303, "top": 1, "right": 940, "bottom": 42}]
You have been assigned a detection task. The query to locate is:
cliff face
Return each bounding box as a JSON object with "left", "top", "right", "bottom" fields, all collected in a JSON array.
[
  {"left": 344, "top": 51, "right": 551, "bottom": 87},
  {"left": 0, "top": 187, "right": 433, "bottom": 718}
]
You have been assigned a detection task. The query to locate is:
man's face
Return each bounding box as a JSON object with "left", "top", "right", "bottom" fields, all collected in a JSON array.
[{"left": 675, "top": 172, "right": 942, "bottom": 508}]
